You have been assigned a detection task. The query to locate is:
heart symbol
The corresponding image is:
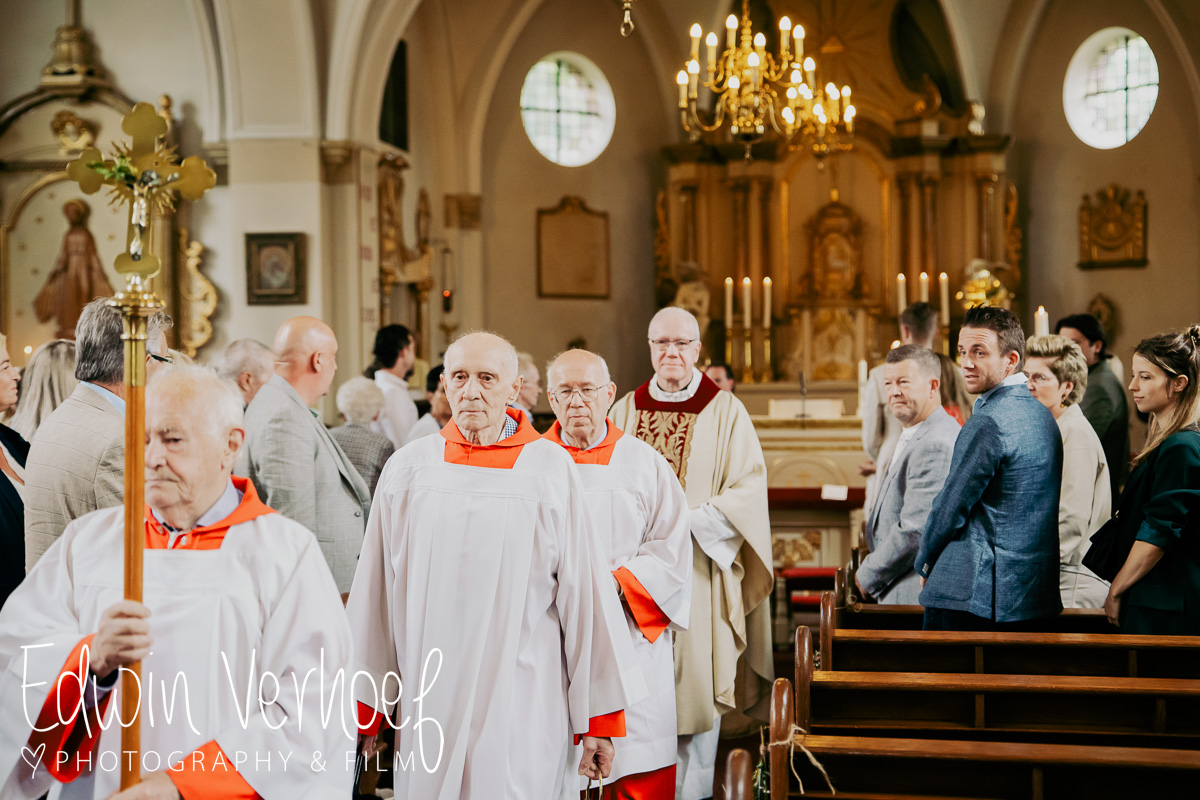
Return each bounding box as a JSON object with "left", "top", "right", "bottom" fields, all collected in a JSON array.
[{"left": 21, "top": 742, "right": 45, "bottom": 776}]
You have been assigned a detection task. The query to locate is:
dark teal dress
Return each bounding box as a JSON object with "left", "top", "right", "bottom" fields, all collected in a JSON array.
[{"left": 1117, "top": 428, "right": 1200, "bottom": 634}]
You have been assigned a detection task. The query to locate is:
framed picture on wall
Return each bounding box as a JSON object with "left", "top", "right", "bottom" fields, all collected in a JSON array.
[
  {"left": 246, "top": 232, "right": 307, "bottom": 305},
  {"left": 537, "top": 196, "right": 610, "bottom": 298}
]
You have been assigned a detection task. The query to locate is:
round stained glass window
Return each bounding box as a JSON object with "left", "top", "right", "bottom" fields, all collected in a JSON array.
[
  {"left": 520, "top": 52, "right": 616, "bottom": 167},
  {"left": 1064, "top": 28, "right": 1159, "bottom": 149}
]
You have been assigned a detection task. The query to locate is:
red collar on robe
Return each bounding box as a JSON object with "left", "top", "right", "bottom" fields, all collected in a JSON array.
[
  {"left": 440, "top": 407, "right": 541, "bottom": 469},
  {"left": 144, "top": 476, "right": 276, "bottom": 550},
  {"left": 631, "top": 372, "right": 722, "bottom": 414},
  {"left": 543, "top": 418, "right": 624, "bottom": 466}
]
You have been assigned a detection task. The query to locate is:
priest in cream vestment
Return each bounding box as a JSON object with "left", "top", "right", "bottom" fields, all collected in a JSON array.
[
  {"left": 0, "top": 367, "right": 355, "bottom": 800},
  {"left": 546, "top": 350, "right": 692, "bottom": 799},
  {"left": 610, "top": 308, "right": 773, "bottom": 800},
  {"left": 347, "top": 333, "right": 645, "bottom": 800}
]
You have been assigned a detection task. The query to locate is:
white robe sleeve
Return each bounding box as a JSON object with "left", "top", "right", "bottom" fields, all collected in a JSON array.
[
  {"left": 205, "top": 533, "right": 356, "bottom": 797},
  {"left": 345, "top": 463, "right": 402, "bottom": 719},
  {"left": 621, "top": 456, "right": 693, "bottom": 630},
  {"left": 689, "top": 504, "right": 743, "bottom": 571},
  {"left": 554, "top": 464, "right": 646, "bottom": 730}
]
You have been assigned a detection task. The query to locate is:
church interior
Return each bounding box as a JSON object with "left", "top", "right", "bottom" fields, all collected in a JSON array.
[{"left": 4, "top": 0, "right": 1200, "bottom": 797}]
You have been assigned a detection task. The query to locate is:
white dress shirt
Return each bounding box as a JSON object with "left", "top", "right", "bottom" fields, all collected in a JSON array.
[{"left": 373, "top": 369, "right": 419, "bottom": 448}]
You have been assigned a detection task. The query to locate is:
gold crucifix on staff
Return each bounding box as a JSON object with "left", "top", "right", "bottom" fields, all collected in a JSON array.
[{"left": 66, "top": 101, "right": 216, "bottom": 790}]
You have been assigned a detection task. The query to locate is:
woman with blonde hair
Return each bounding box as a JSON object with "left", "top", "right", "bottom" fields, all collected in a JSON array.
[
  {"left": 6, "top": 339, "right": 77, "bottom": 441},
  {"left": 1098, "top": 327, "right": 1200, "bottom": 633},
  {"left": 1025, "top": 334, "right": 1111, "bottom": 608}
]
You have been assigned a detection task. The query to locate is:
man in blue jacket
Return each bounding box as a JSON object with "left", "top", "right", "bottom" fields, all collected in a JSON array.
[{"left": 916, "top": 306, "right": 1064, "bottom": 630}]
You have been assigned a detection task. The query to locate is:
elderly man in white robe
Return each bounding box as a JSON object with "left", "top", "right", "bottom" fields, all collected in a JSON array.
[
  {"left": 0, "top": 365, "right": 355, "bottom": 799},
  {"left": 611, "top": 307, "right": 773, "bottom": 800},
  {"left": 348, "top": 331, "right": 645, "bottom": 800},
  {"left": 546, "top": 349, "right": 692, "bottom": 800}
]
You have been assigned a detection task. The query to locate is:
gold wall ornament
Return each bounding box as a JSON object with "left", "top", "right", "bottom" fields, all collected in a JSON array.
[
  {"left": 50, "top": 110, "right": 95, "bottom": 154},
  {"left": 1087, "top": 293, "right": 1119, "bottom": 343},
  {"left": 1079, "top": 183, "right": 1147, "bottom": 269},
  {"left": 65, "top": 101, "right": 216, "bottom": 791},
  {"left": 1004, "top": 181, "right": 1023, "bottom": 277},
  {"left": 176, "top": 230, "right": 216, "bottom": 358}
]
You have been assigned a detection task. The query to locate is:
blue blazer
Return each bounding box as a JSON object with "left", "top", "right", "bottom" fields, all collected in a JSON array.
[
  {"left": 0, "top": 424, "right": 28, "bottom": 609},
  {"left": 917, "top": 382, "right": 1064, "bottom": 622}
]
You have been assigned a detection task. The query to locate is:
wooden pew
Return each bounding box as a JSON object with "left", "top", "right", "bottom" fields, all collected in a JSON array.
[
  {"left": 723, "top": 749, "right": 755, "bottom": 800},
  {"left": 769, "top": 678, "right": 1200, "bottom": 799},
  {"left": 793, "top": 627, "right": 1200, "bottom": 746}
]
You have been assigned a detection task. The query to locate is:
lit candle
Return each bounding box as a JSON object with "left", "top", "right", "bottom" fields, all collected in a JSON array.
[
  {"left": 779, "top": 16, "right": 791, "bottom": 59},
  {"left": 742, "top": 277, "right": 752, "bottom": 330},
  {"left": 794, "top": 25, "right": 804, "bottom": 63},
  {"left": 676, "top": 71, "right": 688, "bottom": 108},
  {"left": 804, "top": 56, "right": 815, "bottom": 90},
  {"left": 690, "top": 23, "right": 702, "bottom": 61},
  {"left": 1035, "top": 305, "right": 1050, "bottom": 337},
  {"left": 919, "top": 271, "right": 929, "bottom": 303},
  {"left": 826, "top": 82, "right": 840, "bottom": 121},
  {"left": 754, "top": 32, "right": 766, "bottom": 61},
  {"left": 762, "top": 277, "right": 772, "bottom": 330},
  {"left": 858, "top": 359, "right": 868, "bottom": 395},
  {"left": 726, "top": 14, "right": 738, "bottom": 48},
  {"left": 706, "top": 32, "right": 717, "bottom": 72},
  {"left": 939, "top": 272, "right": 950, "bottom": 326},
  {"left": 688, "top": 59, "right": 700, "bottom": 96},
  {"left": 897, "top": 273, "right": 907, "bottom": 316},
  {"left": 747, "top": 52, "right": 760, "bottom": 89},
  {"left": 724, "top": 277, "right": 734, "bottom": 325}
]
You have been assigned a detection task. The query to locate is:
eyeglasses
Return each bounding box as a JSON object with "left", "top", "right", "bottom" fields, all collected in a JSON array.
[
  {"left": 649, "top": 338, "right": 698, "bottom": 352},
  {"left": 149, "top": 353, "right": 173, "bottom": 364},
  {"left": 1023, "top": 372, "right": 1055, "bottom": 386},
  {"left": 549, "top": 386, "right": 602, "bottom": 402}
]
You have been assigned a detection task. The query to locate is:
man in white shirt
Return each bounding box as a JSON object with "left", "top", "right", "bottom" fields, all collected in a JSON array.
[
  {"left": 370, "top": 324, "right": 418, "bottom": 447},
  {"left": 403, "top": 365, "right": 452, "bottom": 445}
]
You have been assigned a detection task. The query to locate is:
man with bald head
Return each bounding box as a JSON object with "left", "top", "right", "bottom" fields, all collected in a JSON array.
[
  {"left": 235, "top": 316, "right": 371, "bottom": 594},
  {"left": 0, "top": 366, "right": 354, "bottom": 799},
  {"left": 546, "top": 349, "right": 692, "bottom": 800},
  {"left": 610, "top": 307, "right": 772, "bottom": 800},
  {"left": 348, "top": 331, "right": 645, "bottom": 800}
]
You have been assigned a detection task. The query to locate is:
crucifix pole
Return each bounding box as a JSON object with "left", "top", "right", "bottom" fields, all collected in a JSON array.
[{"left": 67, "top": 102, "right": 215, "bottom": 790}]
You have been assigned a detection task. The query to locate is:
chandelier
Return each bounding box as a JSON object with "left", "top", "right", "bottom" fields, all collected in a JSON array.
[{"left": 675, "top": 0, "right": 855, "bottom": 159}]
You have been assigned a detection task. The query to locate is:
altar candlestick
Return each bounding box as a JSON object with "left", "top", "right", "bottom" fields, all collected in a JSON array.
[
  {"left": 724, "top": 277, "right": 734, "bottom": 324},
  {"left": 762, "top": 277, "right": 772, "bottom": 330},
  {"left": 919, "top": 271, "right": 929, "bottom": 303},
  {"left": 939, "top": 272, "right": 950, "bottom": 326},
  {"left": 1035, "top": 305, "right": 1049, "bottom": 337},
  {"left": 896, "top": 273, "right": 907, "bottom": 316},
  {"left": 742, "top": 277, "right": 752, "bottom": 331}
]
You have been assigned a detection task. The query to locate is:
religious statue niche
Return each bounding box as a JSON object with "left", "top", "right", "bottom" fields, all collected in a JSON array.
[
  {"left": 377, "top": 154, "right": 433, "bottom": 351},
  {"left": 802, "top": 199, "right": 866, "bottom": 302},
  {"left": 34, "top": 198, "right": 113, "bottom": 338},
  {"left": 1079, "top": 183, "right": 1147, "bottom": 269},
  {"left": 811, "top": 307, "right": 856, "bottom": 380},
  {"left": 669, "top": 262, "right": 712, "bottom": 350}
]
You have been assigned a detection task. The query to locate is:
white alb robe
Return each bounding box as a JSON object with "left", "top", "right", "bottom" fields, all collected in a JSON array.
[
  {"left": 551, "top": 423, "right": 692, "bottom": 793},
  {"left": 346, "top": 414, "right": 646, "bottom": 800},
  {"left": 0, "top": 488, "right": 356, "bottom": 799}
]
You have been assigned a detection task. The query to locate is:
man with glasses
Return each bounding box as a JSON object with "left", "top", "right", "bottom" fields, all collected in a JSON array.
[
  {"left": 546, "top": 348, "right": 692, "bottom": 800},
  {"left": 610, "top": 307, "right": 772, "bottom": 800},
  {"left": 24, "top": 298, "right": 172, "bottom": 566}
]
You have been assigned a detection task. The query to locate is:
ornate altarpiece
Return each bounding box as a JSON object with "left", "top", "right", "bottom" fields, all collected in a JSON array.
[{"left": 0, "top": 20, "right": 217, "bottom": 363}]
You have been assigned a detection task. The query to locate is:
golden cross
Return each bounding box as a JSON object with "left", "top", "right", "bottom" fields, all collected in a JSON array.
[{"left": 66, "top": 102, "right": 215, "bottom": 281}]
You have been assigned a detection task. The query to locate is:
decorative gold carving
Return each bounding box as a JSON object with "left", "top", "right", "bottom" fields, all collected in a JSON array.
[
  {"left": 1004, "top": 181, "right": 1023, "bottom": 276},
  {"left": 811, "top": 308, "right": 856, "bottom": 380},
  {"left": 176, "top": 230, "right": 215, "bottom": 358},
  {"left": 41, "top": 24, "right": 106, "bottom": 88},
  {"left": 653, "top": 189, "right": 671, "bottom": 282},
  {"left": 960, "top": 259, "right": 1013, "bottom": 310},
  {"left": 1088, "top": 293, "right": 1119, "bottom": 342},
  {"left": 1079, "top": 184, "right": 1147, "bottom": 268},
  {"left": 50, "top": 110, "right": 95, "bottom": 155},
  {"left": 804, "top": 200, "right": 865, "bottom": 302},
  {"left": 633, "top": 409, "right": 697, "bottom": 489},
  {"left": 913, "top": 75, "right": 943, "bottom": 119},
  {"left": 378, "top": 154, "right": 433, "bottom": 332}
]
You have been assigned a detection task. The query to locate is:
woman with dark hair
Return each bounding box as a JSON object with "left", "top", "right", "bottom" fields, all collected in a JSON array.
[{"left": 1102, "top": 327, "right": 1200, "bottom": 634}]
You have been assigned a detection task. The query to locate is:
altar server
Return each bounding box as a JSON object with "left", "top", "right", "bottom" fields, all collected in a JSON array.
[
  {"left": 547, "top": 349, "right": 692, "bottom": 799},
  {"left": 610, "top": 308, "right": 772, "bottom": 800},
  {"left": 347, "top": 332, "right": 645, "bottom": 800},
  {"left": 0, "top": 365, "right": 355, "bottom": 799}
]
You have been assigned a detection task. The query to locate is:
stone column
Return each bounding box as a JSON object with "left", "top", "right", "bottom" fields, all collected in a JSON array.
[{"left": 920, "top": 174, "right": 940, "bottom": 281}]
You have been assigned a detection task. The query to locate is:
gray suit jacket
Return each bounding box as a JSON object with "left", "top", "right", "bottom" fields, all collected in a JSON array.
[
  {"left": 23, "top": 384, "right": 125, "bottom": 569},
  {"left": 235, "top": 375, "right": 371, "bottom": 592},
  {"left": 917, "top": 382, "right": 1064, "bottom": 622},
  {"left": 860, "top": 406, "right": 960, "bottom": 604}
]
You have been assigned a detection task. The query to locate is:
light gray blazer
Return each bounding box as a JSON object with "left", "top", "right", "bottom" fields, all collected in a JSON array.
[
  {"left": 23, "top": 384, "right": 125, "bottom": 570},
  {"left": 235, "top": 375, "right": 371, "bottom": 592},
  {"left": 860, "top": 405, "right": 960, "bottom": 604}
]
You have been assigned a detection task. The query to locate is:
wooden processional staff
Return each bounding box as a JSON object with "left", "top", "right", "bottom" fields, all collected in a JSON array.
[{"left": 66, "top": 103, "right": 216, "bottom": 789}]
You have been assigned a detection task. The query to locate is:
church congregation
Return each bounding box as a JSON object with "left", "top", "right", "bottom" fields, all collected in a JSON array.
[{"left": 2, "top": 0, "right": 1200, "bottom": 798}]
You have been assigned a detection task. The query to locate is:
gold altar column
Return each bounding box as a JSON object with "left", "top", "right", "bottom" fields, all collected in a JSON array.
[
  {"left": 976, "top": 172, "right": 999, "bottom": 260},
  {"left": 919, "top": 174, "right": 940, "bottom": 282}
]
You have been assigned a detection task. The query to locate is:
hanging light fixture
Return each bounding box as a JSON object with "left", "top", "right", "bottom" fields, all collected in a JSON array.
[{"left": 676, "top": 0, "right": 855, "bottom": 159}]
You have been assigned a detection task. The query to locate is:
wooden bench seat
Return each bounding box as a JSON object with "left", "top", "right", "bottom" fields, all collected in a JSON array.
[{"left": 770, "top": 680, "right": 1200, "bottom": 799}]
